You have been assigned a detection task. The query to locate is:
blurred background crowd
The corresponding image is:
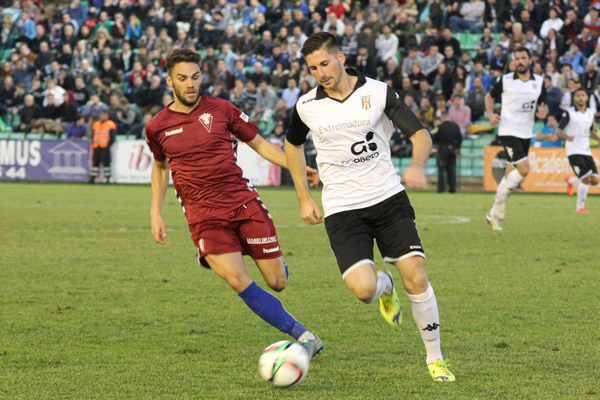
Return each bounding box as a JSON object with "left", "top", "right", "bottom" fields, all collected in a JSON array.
[{"left": 1, "top": 0, "right": 599, "bottom": 154}]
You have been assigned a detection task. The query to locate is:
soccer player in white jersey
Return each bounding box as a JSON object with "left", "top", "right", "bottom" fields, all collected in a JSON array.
[
  {"left": 485, "top": 47, "right": 548, "bottom": 230},
  {"left": 284, "top": 32, "right": 455, "bottom": 382},
  {"left": 557, "top": 88, "right": 600, "bottom": 212}
]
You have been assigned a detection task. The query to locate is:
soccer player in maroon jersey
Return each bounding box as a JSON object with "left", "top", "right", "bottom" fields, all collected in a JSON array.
[{"left": 145, "top": 48, "right": 324, "bottom": 358}]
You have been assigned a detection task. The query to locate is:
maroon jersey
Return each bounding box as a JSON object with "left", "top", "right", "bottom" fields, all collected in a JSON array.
[{"left": 146, "top": 96, "right": 259, "bottom": 224}]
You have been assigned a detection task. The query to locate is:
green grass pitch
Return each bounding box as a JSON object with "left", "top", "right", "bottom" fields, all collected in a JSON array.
[{"left": 0, "top": 182, "right": 599, "bottom": 399}]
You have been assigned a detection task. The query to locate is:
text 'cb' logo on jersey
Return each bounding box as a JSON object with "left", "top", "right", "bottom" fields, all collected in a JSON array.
[
  {"left": 522, "top": 100, "right": 536, "bottom": 111},
  {"left": 351, "top": 131, "right": 377, "bottom": 155}
]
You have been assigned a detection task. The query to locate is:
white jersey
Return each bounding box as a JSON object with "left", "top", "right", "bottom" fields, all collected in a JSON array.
[
  {"left": 559, "top": 106, "right": 595, "bottom": 156},
  {"left": 286, "top": 69, "right": 424, "bottom": 217},
  {"left": 489, "top": 73, "right": 546, "bottom": 139}
]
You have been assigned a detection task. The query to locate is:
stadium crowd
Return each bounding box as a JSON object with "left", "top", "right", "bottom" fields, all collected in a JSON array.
[{"left": 1, "top": 0, "right": 600, "bottom": 150}]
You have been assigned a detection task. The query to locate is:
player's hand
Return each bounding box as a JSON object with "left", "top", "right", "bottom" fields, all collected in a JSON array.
[
  {"left": 566, "top": 136, "right": 575, "bottom": 141},
  {"left": 306, "top": 166, "right": 320, "bottom": 188},
  {"left": 536, "top": 103, "right": 548, "bottom": 119},
  {"left": 403, "top": 165, "right": 428, "bottom": 189},
  {"left": 299, "top": 198, "right": 323, "bottom": 225},
  {"left": 490, "top": 113, "right": 501, "bottom": 126},
  {"left": 151, "top": 214, "right": 167, "bottom": 244}
]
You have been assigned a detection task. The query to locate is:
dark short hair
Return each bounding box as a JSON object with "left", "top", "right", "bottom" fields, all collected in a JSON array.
[
  {"left": 301, "top": 32, "right": 341, "bottom": 57},
  {"left": 165, "top": 48, "right": 202, "bottom": 75},
  {"left": 513, "top": 46, "right": 531, "bottom": 58}
]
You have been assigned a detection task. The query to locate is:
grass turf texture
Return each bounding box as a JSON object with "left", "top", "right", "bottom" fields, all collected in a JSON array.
[{"left": 0, "top": 182, "right": 598, "bottom": 399}]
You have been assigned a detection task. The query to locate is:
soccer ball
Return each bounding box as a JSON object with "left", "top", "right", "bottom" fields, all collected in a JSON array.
[{"left": 258, "top": 340, "right": 310, "bottom": 387}]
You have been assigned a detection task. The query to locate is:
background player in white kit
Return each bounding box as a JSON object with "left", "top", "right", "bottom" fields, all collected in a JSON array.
[
  {"left": 485, "top": 47, "right": 548, "bottom": 230},
  {"left": 285, "top": 32, "right": 455, "bottom": 382},
  {"left": 557, "top": 88, "right": 600, "bottom": 212}
]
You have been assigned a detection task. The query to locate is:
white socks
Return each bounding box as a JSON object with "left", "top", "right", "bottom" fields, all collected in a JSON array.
[
  {"left": 568, "top": 176, "right": 580, "bottom": 186},
  {"left": 577, "top": 184, "right": 589, "bottom": 210},
  {"left": 298, "top": 331, "right": 316, "bottom": 341},
  {"left": 364, "top": 271, "right": 393, "bottom": 304},
  {"left": 495, "top": 169, "right": 525, "bottom": 203},
  {"left": 407, "top": 283, "right": 443, "bottom": 365}
]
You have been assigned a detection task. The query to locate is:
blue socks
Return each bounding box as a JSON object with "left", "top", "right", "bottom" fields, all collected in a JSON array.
[{"left": 238, "top": 281, "right": 307, "bottom": 340}]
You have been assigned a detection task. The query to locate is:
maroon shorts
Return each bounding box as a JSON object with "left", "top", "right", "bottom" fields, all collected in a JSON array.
[{"left": 189, "top": 198, "right": 283, "bottom": 268}]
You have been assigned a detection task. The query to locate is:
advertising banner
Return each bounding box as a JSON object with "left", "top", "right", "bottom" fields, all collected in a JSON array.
[
  {"left": 0, "top": 139, "right": 89, "bottom": 182},
  {"left": 483, "top": 146, "right": 600, "bottom": 194},
  {"left": 111, "top": 140, "right": 280, "bottom": 186}
]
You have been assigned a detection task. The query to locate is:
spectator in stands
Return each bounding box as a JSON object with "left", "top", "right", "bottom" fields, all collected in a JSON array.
[
  {"left": 79, "top": 93, "right": 108, "bottom": 119},
  {"left": 532, "top": 114, "right": 563, "bottom": 147},
  {"left": 404, "top": 93, "right": 418, "bottom": 113},
  {"left": 394, "top": 12, "right": 416, "bottom": 51},
  {"left": 470, "top": 61, "right": 491, "bottom": 91},
  {"left": 434, "top": 93, "right": 448, "bottom": 118},
  {"left": 88, "top": 109, "right": 116, "bottom": 184},
  {"left": 433, "top": 112, "right": 462, "bottom": 193},
  {"left": 562, "top": 79, "right": 581, "bottom": 110},
  {"left": 522, "top": 27, "right": 544, "bottom": 58},
  {"left": 442, "top": 44, "right": 461, "bottom": 75},
  {"left": 209, "top": 80, "right": 230, "bottom": 101},
  {"left": 559, "top": 43, "right": 586, "bottom": 75},
  {"left": 540, "top": 8, "right": 564, "bottom": 39},
  {"left": 238, "top": 79, "right": 258, "bottom": 116},
  {"left": 421, "top": 44, "right": 444, "bottom": 81},
  {"left": 66, "top": 114, "right": 87, "bottom": 140},
  {"left": 140, "top": 74, "right": 163, "bottom": 115},
  {"left": 114, "top": 95, "right": 143, "bottom": 138},
  {"left": 416, "top": 97, "right": 435, "bottom": 129},
  {"left": 248, "top": 61, "right": 268, "bottom": 85},
  {"left": 355, "top": 45, "right": 377, "bottom": 79},
  {"left": 215, "top": 59, "right": 234, "bottom": 90},
  {"left": 465, "top": 76, "right": 487, "bottom": 122},
  {"left": 220, "top": 43, "right": 239, "bottom": 72},
  {"left": 408, "top": 63, "right": 426, "bottom": 91},
  {"left": 254, "top": 80, "right": 277, "bottom": 122},
  {"left": 402, "top": 47, "right": 422, "bottom": 76},
  {"left": 579, "top": 60, "right": 598, "bottom": 92},
  {"left": 448, "top": 94, "right": 471, "bottom": 135},
  {"left": 382, "top": 58, "right": 403, "bottom": 90},
  {"left": 31, "top": 93, "right": 63, "bottom": 136},
  {"left": 125, "top": 13, "right": 142, "bottom": 45},
  {"left": 416, "top": 79, "right": 436, "bottom": 107},
  {"left": 433, "top": 62, "right": 454, "bottom": 100},
  {"left": 16, "top": 94, "right": 40, "bottom": 133},
  {"left": 281, "top": 78, "right": 300, "bottom": 108},
  {"left": 560, "top": 9, "right": 583, "bottom": 43},
  {"left": 449, "top": 0, "right": 485, "bottom": 33},
  {"left": 543, "top": 75, "right": 563, "bottom": 118},
  {"left": 557, "top": 63, "right": 579, "bottom": 93},
  {"left": 340, "top": 25, "right": 358, "bottom": 66},
  {"left": 375, "top": 24, "right": 399, "bottom": 65},
  {"left": 499, "top": 0, "right": 523, "bottom": 32},
  {"left": 489, "top": 45, "right": 507, "bottom": 76}
]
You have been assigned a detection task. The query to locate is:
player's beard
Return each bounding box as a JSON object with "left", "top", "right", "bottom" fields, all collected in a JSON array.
[
  {"left": 174, "top": 86, "right": 200, "bottom": 107},
  {"left": 516, "top": 64, "right": 528, "bottom": 74}
]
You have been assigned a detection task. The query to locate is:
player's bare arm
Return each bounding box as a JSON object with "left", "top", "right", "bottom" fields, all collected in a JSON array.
[
  {"left": 555, "top": 127, "right": 574, "bottom": 141},
  {"left": 485, "top": 93, "right": 500, "bottom": 125},
  {"left": 247, "top": 135, "right": 320, "bottom": 187},
  {"left": 404, "top": 129, "right": 432, "bottom": 189},
  {"left": 150, "top": 159, "right": 169, "bottom": 244},
  {"left": 590, "top": 123, "right": 599, "bottom": 141},
  {"left": 284, "top": 139, "right": 323, "bottom": 225}
]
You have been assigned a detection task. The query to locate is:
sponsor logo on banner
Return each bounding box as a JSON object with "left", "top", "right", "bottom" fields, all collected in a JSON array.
[
  {"left": 484, "top": 146, "right": 600, "bottom": 193},
  {"left": 0, "top": 140, "right": 88, "bottom": 182},
  {"left": 111, "top": 140, "right": 172, "bottom": 184}
]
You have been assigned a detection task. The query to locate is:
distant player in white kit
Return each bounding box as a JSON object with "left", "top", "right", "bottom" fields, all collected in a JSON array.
[
  {"left": 558, "top": 88, "right": 600, "bottom": 212},
  {"left": 285, "top": 32, "right": 455, "bottom": 382},
  {"left": 485, "top": 47, "right": 548, "bottom": 230}
]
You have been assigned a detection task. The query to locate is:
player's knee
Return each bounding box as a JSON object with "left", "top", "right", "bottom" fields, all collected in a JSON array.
[
  {"left": 405, "top": 274, "right": 429, "bottom": 294},
  {"left": 226, "top": 274, "right": 253, "bottom": 293},
  {"left": 591, "top": 176, "right": 599, "bottom": 186},
  {"left": 267, "top": 275, "right": 288, "bottom": 292},
  {"left": 348, "top": 281, "right": 377, "bottom": 303}
]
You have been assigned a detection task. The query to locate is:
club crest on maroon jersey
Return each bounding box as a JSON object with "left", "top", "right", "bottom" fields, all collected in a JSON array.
[{"left": 199, "top": 113, "right": 213, "bottom": 132}]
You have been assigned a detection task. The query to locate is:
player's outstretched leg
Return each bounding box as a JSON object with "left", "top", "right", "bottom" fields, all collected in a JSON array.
[
  {"left": 565, "top": 176, "right": 578, "bottom": 196},
  {"left": 344, "top": 263, "right": 401, "bottom": 325},
  {"left": 377, "top": 270, "right": 402, "bottom": 326},
  {"left": 396, "top": 256, "right": 455, "bottom": 382},
  {"left": 207, "top": 253, "right": 323, "bottom": 359}
]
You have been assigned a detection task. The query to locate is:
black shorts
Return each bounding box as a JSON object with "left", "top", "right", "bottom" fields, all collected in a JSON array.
[
  {"left": 499, "top": 136, "right": 531, "bottom": 164},
  {"left": 568, "top": 155, "right": 599, "bottom": 179},
  {"left": 324, "top": 191, "right": 425, "bottom": 279}
]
